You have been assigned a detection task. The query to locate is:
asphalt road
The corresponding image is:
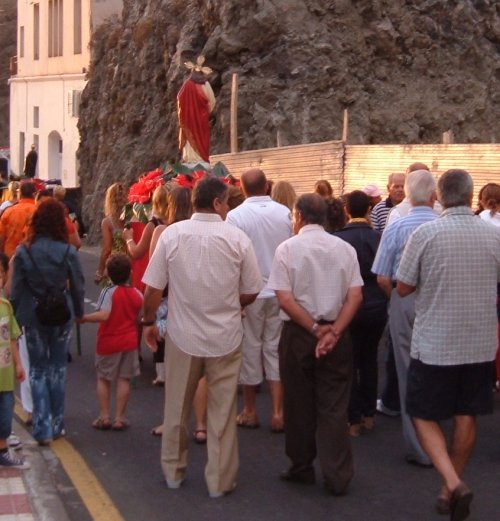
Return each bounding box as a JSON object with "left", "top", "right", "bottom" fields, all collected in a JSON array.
[{"left": 55, "top": 245, "right": 500, "bottom": 521}]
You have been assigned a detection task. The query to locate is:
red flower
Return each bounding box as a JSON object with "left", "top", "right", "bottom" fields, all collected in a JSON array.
[
  {"left": 175, "top": 170, "right": 206, "bottom": 189},
  {"left": 128, "top": 169, "right": 165, "bottom": 203}
]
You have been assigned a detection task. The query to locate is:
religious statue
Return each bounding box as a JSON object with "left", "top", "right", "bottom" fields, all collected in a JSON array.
[{"left": 177, "top": 56, "right": 216, "bottom": 165}]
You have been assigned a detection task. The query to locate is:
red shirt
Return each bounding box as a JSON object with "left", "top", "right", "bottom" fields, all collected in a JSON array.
[{"left": 96, "top": 285, "right": 143, "bottom": 355}]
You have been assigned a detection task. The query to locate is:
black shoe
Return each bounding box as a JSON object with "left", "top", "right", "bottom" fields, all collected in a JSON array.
[
  {"left": 280, "top": 469, "right": 315, "bottom": 485},
  {"left": 450, "top": 482, "right": 473, "bottom": 521},
  {"left": 324, "top": 483, "right": 349, "bottom": 496}
]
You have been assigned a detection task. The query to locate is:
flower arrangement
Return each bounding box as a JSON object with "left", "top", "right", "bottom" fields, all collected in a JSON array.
[
  {"left": 121, "top": 161, "right": 234, "bottom": 225},
  {"left": 127, "top": 168, "right": 164, "bottom": 203}
]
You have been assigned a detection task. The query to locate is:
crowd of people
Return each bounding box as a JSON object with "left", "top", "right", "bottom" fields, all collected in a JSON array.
[{"left": 0, "top": 167, "right": 498, "bottom": 521}]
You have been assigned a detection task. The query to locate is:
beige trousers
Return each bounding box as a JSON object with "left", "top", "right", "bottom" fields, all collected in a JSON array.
[{"left": 161, "top": 334, "right": 242, "bottom": 494}]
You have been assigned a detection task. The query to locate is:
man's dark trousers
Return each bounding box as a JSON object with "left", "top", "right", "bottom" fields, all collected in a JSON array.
[{"left": 279, "top": 320, "right": 353, "bottom": 494}]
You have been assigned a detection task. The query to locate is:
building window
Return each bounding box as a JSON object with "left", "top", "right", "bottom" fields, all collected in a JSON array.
[
  {"left": 74, "top": 0, "right": 82, "bottom": 54},
  {"left": 20, "top": 26, "right": 25, "bottom": 58},
  {"left": 48, "top": 0, "right": 64, "bottom": 57},
  {"left": 33, "top": 5, "right": 40, "bottom": 60},
  {"left": 34, "top": 107, "right": 40, "bottom": 128},
  {"left": 68, "top": 90, "right": 82, "bottom": 117}
]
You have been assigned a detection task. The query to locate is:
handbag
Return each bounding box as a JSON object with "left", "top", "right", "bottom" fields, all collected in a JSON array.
[{"left": 23, "top": 245, "right": 71, "bottom": 326}]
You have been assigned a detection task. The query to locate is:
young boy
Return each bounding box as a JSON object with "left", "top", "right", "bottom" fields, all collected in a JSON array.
[
  {"left": 0, "top": 253, "right": 28, "bottom": 468},
  {"left": 80, "top": 253, "right": 143, "bottom": 431}
]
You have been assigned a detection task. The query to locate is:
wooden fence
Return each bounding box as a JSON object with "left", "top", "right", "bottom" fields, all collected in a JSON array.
[{"left": 212, "top": 142, "right": 500, "bottom": 201}]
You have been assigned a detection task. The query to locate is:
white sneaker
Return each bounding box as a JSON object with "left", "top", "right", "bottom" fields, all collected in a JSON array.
[
  {"left": 376, "top": 399, "right": 400, "bottom": 417},
  {"left": 7, "top": 434, "right": 22, "bottom": 450},
  {"left": 0, "top": 450, "right": 30, "bottom": 469},
  {"left": 166, "top": 477, "right": 185, "bottom": 489},
  {"left": 209, "top": 482, "right": 236, "bottom": 499}
]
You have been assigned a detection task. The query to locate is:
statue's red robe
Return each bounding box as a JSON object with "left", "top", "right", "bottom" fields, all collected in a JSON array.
[{"left": 177, "top": 79, "right": 211, "bottom": 163}]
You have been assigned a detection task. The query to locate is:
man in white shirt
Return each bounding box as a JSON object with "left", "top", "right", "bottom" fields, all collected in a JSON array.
[
  {"left": 227, "top": 168, "right": 292, "bottom": 432},
  {"left": 268, "top": 193, "right": 363, "bottom": 495},
  {"left": 142, "top": 177, "right": 263, "bottom": 498}
]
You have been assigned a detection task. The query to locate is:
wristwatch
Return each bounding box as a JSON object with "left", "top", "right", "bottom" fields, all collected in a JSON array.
[
  {"left": 310, "top": 322, "right": 319, "bottom": 334},
  {"left": 140, "top": 319, "right": 155, "bottom": 326}
]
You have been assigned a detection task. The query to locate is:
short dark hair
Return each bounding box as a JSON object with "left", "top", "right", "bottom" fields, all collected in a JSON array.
[
  {"left": 295, "top": 193, "right": 327, "bottom": 225},
  {"left": 192, "top": 176, "right": 228, "bottom": 211},
  {"left": 20, "top": 181, "right": 36, "bottom": 199},
  {"left": 106, "top": 253, "right": 131, "bottom": 285},
  {"left": 345, "top": 190, "right": 371, "bottom": 218}
]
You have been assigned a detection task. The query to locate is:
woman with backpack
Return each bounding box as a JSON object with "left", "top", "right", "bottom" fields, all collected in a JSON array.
[{"left": 10, "top": 198, "right": 84, "bottom": 446}]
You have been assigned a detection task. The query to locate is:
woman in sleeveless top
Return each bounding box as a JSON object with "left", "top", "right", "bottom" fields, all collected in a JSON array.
[
  {"left": 95, "top": 183, "right": 128, "bottom": 286},
  {"left": 123, "top": 185, "right": 169, "bottom": 293}
]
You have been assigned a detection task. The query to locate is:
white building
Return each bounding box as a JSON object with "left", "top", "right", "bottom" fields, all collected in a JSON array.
[{"left": 10, "top": 0, "right": 122, "bottom": 187}]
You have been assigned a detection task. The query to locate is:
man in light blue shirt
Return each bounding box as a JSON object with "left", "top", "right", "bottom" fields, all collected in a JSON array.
[{"left": 372, "top": 170, "right": 438, "bottom": 467}]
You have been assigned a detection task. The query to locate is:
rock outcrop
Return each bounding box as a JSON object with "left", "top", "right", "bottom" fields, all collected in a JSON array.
[
  {"left": 79, "top": 0, "right": 500, "bottom": 240},
  {"left": 0, "top": 0, "right": 17, "bottom": 147}
]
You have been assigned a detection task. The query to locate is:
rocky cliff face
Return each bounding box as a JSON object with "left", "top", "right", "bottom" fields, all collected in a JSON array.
[
  {"left": 0, "top": 0, "right": 17, "bottom": 147},
  {"left": 79, "top": 0, "right": 500, "bottom": 240}
]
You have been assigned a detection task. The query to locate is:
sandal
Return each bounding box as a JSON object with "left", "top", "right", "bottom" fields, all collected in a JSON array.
[
  {"left": 111, "top": 419, "right": 130, "bottom": 431},
  {"left": 236, "top": 411, "right": 260, "bottom": 429},
  {"left": 150, "top": 425, "right": 163, "bottom": 437},
  {"left": 92, "top": 417, "right": 112, "bottom": 431},
  {"left": 193, "top": 429, "right": 207, "bottom": 444}
]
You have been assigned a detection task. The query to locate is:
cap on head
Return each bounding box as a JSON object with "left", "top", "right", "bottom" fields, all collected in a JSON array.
[{"left": 362, "top": 184, "right": 382, "bottom": 197}]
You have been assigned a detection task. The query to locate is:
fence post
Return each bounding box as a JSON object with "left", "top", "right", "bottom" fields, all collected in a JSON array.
[
  {"left": 442, "top": 130, "right": 454, "bottom": 144},
  {"left": 230, "top": 73, "right": 238, "bottom": 153},
  {"left": 276, "top": 130, "right": 282, "bottom": 147},
  {"left": 342, "top": 109, "right": 349, "bottom": 142}
]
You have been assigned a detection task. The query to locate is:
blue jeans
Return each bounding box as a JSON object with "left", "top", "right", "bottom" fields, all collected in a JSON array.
[
  {"left": 25, "top": 323, "right": 72, "bottom": 441},
  {"left": 0, "top": 391, "right": 14, "bottom": 440}
]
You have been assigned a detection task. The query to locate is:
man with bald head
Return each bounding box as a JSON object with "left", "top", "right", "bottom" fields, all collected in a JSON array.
[
  {"left": 227, "top": 168, "right": 292, "bottom": 432},
  {"left": 386, "top": 162, "right": 442, "bottom": 226}
]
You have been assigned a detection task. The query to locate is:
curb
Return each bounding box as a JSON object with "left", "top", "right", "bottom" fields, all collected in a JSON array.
[{"left": 13, "top": 418, "right": 72, "bottom": 521}]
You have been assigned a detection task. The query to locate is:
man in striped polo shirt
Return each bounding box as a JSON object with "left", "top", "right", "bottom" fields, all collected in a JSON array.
[{"left": 370, "top": 172, "right": 406, "bottom": 233}]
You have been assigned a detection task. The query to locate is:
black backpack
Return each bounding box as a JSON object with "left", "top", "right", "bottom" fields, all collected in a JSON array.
[{"left": 23, "top": 245, "right": 71, "bottom": 326}]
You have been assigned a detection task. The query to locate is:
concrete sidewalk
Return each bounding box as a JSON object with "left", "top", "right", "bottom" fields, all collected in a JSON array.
[{"left": 0, "top": 418, "right": 72, "bottom": 521}]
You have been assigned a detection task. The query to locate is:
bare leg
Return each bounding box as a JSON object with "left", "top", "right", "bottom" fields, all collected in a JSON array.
[
  {"left": 437, "top": 416, "right": 477, "bottom": 498},
  {"left": 413, "top": 418, "right": 461, "bottom": 493},
  {"left": 449, "top": 415, "right": 476, "bottom": 476},
  {"left": 268, "top": 380, "right": 284, "bottom": 430},
  {"left": 193, "top": 377, "right": 208, "bottom": 436},
  {"left": 97, "top": 378, "right": 111, "bottom": 419},
  {"left": 115, "top": 377, "right": 130, "bottom": 420}
]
